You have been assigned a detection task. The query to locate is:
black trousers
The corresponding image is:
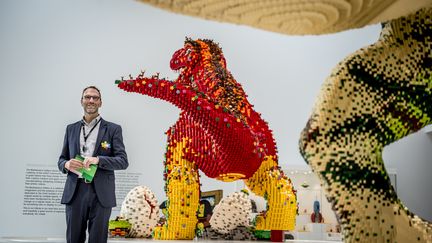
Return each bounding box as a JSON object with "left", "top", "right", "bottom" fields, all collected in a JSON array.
[{"left": 66, "top": 180, "right": 112, "bottom": 243}]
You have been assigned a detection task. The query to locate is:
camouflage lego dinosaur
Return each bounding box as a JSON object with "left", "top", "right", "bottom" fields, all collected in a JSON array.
[{"left": 300, "top": 7, "right": 432, "bottom": 242}]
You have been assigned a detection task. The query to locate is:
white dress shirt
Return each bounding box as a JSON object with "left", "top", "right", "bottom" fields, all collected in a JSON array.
[{"left": 80, "top": 115, "right": 101, "bottom": 158}]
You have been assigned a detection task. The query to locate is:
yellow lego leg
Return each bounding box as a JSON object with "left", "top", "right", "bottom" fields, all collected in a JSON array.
[
  {"left": 153, "top": 138, "right": 200, "bottom": 240},
  {"left": 245, "top": 156, "right": 297, "bottom": 230}
]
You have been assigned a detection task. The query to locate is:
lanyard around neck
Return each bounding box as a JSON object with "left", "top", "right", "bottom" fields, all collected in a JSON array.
[{"left": 82, "top": 119, "right": 102, "bottom": 143}]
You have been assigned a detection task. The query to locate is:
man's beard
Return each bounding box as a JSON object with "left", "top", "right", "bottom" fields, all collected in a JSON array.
[{"left": 85, "top": 106, "right": 98, "bottom": 114}]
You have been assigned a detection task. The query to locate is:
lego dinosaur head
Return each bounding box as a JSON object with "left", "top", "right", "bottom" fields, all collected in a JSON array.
[
  {"left": 170, "top": 38, "right": 227, "bottom": 87},
  {"left": 170, "top": 38, "right": 251, "bottom": 124}
]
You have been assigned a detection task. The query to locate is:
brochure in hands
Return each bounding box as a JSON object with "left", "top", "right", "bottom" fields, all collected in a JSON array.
[{"left": 74, "top": 155, "right": 97, "bottom": 183}]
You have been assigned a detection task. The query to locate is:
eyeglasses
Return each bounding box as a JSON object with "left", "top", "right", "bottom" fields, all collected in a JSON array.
[{"left": 83, "top": 95, "right": 100, "bottom": 101}]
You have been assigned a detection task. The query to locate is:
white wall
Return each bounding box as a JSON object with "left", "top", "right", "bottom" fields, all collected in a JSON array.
[
  {"left": 383, "top": 129, "right": 432, "bottom": 222},
  {"left": 0, "top": 0, "right": 430, "bottom": 237}
]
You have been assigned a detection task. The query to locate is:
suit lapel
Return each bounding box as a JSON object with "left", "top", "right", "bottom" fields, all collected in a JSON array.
[
  {"left": 93, "top": 118, "right": 107, "bottom": 156},
  {"left": 73, "top": 121, "right": 82, "bottom": 155}
]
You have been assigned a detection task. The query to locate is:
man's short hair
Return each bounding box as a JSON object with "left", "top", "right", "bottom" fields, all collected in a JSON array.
[{"left": 82, "top": 86, "right": 101, "bottom": 99}]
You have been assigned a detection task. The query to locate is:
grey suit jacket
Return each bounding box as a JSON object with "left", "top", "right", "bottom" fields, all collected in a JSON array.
[{"left": 58, "top": 118, "right": 128, "bottom": 207}]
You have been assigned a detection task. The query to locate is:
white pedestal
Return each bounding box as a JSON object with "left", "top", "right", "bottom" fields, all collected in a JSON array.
[{"left": 294, "top": 223, "right": 342, "bottom": 241}]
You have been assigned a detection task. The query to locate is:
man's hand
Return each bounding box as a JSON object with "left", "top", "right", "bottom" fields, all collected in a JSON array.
[
  {"left": 83, "top": 157, "right": 99, "bottom": 168},
  {"left": 65, "top": 159, "right": 83, "bottom": 171}
]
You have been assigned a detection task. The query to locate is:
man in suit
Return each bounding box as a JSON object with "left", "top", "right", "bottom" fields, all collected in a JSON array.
[{"left": 58, "top": 86, "right": 128, "bottom": 243}]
